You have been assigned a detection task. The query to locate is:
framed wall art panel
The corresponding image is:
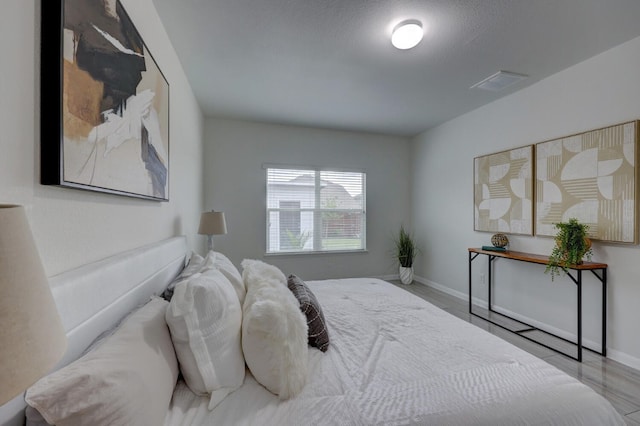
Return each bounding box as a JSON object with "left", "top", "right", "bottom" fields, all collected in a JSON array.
[
  {"left": 535, "top": 121, "right": 638, "bottom": 243},
  {"left": 41, "top": 0, "right": 170, "bottom": 201},
  {"left": 474, "top": 145, "right": 534, "bottom": 235}
]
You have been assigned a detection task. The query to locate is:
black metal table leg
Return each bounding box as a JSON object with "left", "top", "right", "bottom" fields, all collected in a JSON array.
[
  {"left": 602, "top": 268, "right": 607, "bottom": 357},
  {"left": 468, "top": 252, "right": 479, "bottom": 314},
  {"left": 577, "top": 269, "right": 582, "bottom": 362},
  {"left": 488, "top": 256, "right": 493, "bottom": 312},
  {"left": 468, "top": 251, "right": 472, "bottom": 314}
]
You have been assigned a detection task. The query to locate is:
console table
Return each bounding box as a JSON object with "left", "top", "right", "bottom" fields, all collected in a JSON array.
[{"left": 468, "top": 248, "right": 607, "bottom": 361}]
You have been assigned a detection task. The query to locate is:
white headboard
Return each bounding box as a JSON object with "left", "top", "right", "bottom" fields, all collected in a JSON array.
[{"left": 0, "top": 236, "right": 188, "bottom": 426}]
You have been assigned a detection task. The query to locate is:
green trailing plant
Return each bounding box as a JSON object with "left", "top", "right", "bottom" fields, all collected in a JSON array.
[
  {"left": 545, "top": 218, "right": 593, "bottom": 280},
  {"left": 395, "top": 225, "right": 417, "bottom": 268}
]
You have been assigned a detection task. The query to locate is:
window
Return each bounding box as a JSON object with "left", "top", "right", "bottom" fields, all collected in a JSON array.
[
  {"left": 266, "top": 167, "right": 366, "bottom": 254},
  {"left": 279, "top": 201, "right": 301, "bottom": 250}
]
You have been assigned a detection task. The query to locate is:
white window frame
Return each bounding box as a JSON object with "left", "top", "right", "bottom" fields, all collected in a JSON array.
[{"left": 265, "top": 164, "right": 366, "bottom": 255}]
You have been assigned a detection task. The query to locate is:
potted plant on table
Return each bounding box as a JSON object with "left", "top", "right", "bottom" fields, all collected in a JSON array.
[
  {"left": 395, "top": 225, "right": 418, "bottom": 285},
  {"left": 545, "top": 218, "right": 593, "bottom": 280}
]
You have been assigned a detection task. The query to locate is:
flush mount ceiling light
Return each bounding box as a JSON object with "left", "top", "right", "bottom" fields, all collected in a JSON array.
[{"left": 391, "top": 20, "right": 424, "bottom": 50}]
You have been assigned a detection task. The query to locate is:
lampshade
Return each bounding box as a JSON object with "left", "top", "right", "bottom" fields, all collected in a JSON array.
[
  {"left": 198, "top": 211, "right": 227, "bottom": 235},
  {"left": 0, "top": 205, "right": 67, "bottom": 404}
]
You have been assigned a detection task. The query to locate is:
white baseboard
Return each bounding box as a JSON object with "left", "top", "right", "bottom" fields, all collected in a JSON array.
[
  {"left": 606, "top": 348, "right": 640, "bottom": 371},
  {"left": 414, "top": 274, "right": 467, "bottom": 299},
  {"left": 413, "top": 274, "right": 640, "bottom": 370}
]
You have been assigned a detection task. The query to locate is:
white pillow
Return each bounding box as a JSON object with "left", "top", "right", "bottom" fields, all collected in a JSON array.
[
  {"left": 201, "top": 251, "right": 246, "bottom": 304},
  {"left": 166, "top": 268, "right": 245, "bottom": 410},
  {"left": 163, "top": 251, "right": 205, "bottom": 300},
  {"left": 241, "top": 259, "right": 308, "bottom": 399},
  {"left": 180, "top": 251, "right": 205, "bottom": 277},
  {"left": 25, "top": 297, "right": 178, "bottom": 426}
]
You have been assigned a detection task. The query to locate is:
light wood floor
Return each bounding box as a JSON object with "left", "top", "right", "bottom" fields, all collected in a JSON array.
[{"left": 389, "top": 280, "right": 640, "bottom": 425}]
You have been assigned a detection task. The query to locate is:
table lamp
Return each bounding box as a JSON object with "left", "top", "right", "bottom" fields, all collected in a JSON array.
[
  {"left": 0, "top": 205, "right": 67, "bottom": 404},
  {"left": 198, "top": 211, "right": 227, "bottom": 252}
]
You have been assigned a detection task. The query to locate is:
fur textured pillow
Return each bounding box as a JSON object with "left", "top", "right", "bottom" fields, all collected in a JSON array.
[
  {"left": 241, "top": 257, "right": 287, "bottom": 286},
  {"left": 287, "top": 274, "right": 330, "bottom": 352},
  {"left": 241, "top": 259, "right": 308, "bottom": 399}
]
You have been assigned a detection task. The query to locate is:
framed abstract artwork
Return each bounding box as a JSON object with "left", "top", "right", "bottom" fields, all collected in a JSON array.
[
  {"left": 536, "top": 121, "right": 638, "bottom": 243},
  {"left": 474, "top": 145, "right": 534, "bottom": 235},
  {"left": 41, "top": 0, "right": 170, "bottom": 201}
]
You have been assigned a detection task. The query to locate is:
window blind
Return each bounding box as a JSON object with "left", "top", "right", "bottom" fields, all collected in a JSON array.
[{"left": 266, "top": 167, "right": 366, "bottom": 253}]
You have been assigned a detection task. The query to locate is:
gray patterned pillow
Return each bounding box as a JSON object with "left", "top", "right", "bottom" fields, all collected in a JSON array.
[{"left": 287, "top": 275, "right": 330, "bottom": 352}]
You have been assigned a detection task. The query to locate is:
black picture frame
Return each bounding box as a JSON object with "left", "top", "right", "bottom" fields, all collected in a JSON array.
[{"left": 41, "top": 0, "right": 170, "bottom": 201}]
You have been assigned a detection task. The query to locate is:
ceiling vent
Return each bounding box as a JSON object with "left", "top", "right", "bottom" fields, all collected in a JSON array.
[{"left": 471, "top": 71, "right": 528, "bottom": 91}]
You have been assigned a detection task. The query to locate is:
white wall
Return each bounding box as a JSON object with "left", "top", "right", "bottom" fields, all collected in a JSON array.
[
  {"left": 0, "top": 0, "right": 204, "bottom": 276},
  {"left": 204, "top": 118, "right": 411, "bottom": 280},
  {"left": 412, "top": 35, "right": 640, "bottom": 368}
]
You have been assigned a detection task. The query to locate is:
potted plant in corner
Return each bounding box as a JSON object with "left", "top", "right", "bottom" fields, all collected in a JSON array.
[
  {"left": 545, "top": 218, "right": 593, "bottom": 280},
  {"left": 395, "top": 225, "right": 418, "bottom": 285}
]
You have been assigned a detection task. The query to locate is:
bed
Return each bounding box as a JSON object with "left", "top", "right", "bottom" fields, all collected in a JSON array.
[{"left": 0, "top": 237, "right": 624, "bottom": 425}]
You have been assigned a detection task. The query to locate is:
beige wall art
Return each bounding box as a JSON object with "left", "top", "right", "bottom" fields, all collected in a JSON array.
[
  {"left": 474, "top": 145, "right": 534, "bottom": 235},
  {"left": 536, "top": 121, "right": 638, "bottom": 243}
]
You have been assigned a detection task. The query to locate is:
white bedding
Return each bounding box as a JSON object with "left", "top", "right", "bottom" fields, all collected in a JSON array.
[{"left": 165, "top": 278, "right": 624, "bottom": 425}]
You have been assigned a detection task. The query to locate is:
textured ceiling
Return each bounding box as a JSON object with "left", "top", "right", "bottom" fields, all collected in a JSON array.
[{"left": 152, "top": 0, "right": 640, "bottom": 136}]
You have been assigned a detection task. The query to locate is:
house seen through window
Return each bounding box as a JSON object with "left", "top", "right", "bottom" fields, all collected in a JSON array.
[{"left": 267, "top": 167, "right": 366, "bottom": 253}]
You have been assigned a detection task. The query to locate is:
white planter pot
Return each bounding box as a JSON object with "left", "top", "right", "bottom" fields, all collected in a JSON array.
[{"left": 399, "top": 266, "right": 414, "bottom": 285}]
